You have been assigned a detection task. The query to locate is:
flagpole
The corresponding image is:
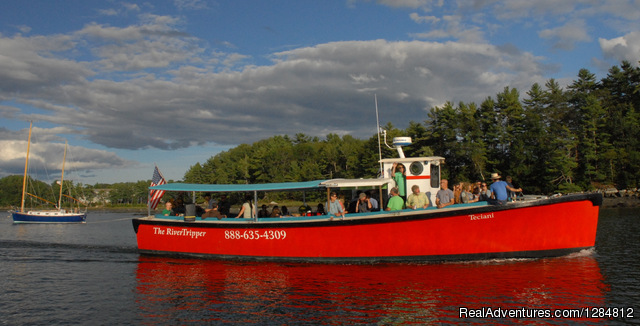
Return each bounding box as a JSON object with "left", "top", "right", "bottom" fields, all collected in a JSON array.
[{"left": 148, "top": 164, "right": 167, "bottom": 216}]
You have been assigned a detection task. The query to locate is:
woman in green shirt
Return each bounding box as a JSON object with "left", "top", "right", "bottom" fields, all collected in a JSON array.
[{"left": 392, "top": 162, "right": 406, "bottom": 202}]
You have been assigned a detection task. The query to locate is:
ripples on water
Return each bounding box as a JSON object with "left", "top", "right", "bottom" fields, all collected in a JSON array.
[{"left": 1, "top": 209, "right": 638, "bottom": 325}]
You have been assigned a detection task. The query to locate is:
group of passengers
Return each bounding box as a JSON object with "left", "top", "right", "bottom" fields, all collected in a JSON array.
[
  {"left": 159, "top": 172, "right": 523, "bottom": 219},
  {"left": 327, "top": 189, "right": 385, "bottom": 218},
  {"left": 258, "top": 204, "right": 292, "bottom": 218},
  {"left": 161, "top": 193, "right": 231, "bottom": 219},
  {"left": 436, "top": 173, "right": 523, "bottom": 208}
]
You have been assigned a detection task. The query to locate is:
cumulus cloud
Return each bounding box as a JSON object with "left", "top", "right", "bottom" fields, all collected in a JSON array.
[
  {"left": 0, "top": 22, "right": 549, "bottom": 155},
  {"left": 0, "top": 34, "right": 93, "bottom": 93},
  {"left": 599, "top": 32, "right": 640, "bottom": 65},
  {"left": 404, "top": 0, "right": 640, "bottom": 53}
]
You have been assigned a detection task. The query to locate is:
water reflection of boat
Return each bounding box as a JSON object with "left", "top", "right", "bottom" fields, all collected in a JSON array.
[
  {"left": 134, "top": 253, "right": 606, "bottom": 324},
  {"left": 11, "top": 122, "right": 87, "bottom": 224},
  {"left": 132, "top": 136, "right": 601, "bottom": 262}
]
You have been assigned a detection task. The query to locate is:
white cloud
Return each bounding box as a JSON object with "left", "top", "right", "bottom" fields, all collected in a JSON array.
[
  {"left": 539, "top": 19, "right": 591, "bottom": 50},
  {"left": 1, "top": 28, "right": 548, "bottom": 154},
  {"left": 376, "top": 0, "right": 440, "bottom": 9},
  {"left": 599, "top": 31, "right": 640, "bottom": 65},
  {"left": 174, "top": 0, "right": 210, "bottom": 11},
  {"left": 0, "top": 34, "right": 93, "bottom": 93},
  {"left": 410, "top": 12, "right": 440, "bottom": 24},
  {"left": 411, "top": 14, "right": 486, "bottom": 43}
]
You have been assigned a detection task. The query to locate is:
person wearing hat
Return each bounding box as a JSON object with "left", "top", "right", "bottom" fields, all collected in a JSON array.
[
  {"left": 489, "top": 173, "right": 522, "bottom": 204},
  {"left": 355, "top": 192, "right": 372, "bottom": 213}
]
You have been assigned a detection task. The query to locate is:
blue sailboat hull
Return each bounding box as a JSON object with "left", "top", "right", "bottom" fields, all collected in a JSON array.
[{"left": 12, "top": 211, "right": 87, "bottom": 223}]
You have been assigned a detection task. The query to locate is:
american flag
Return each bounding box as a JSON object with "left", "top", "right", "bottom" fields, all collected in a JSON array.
[{"left": 148, "top": 166, "right": 166, "bottom": 210}]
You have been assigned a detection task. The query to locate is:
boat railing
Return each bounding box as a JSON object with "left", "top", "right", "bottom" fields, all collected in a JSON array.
[{"left": 150, "top": 200, "right": 498, "bottom": 222}]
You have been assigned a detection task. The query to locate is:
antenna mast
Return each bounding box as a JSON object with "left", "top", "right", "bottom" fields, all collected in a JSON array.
[{"left": 375, "top": 94, "right": 383, "bottom": 177}]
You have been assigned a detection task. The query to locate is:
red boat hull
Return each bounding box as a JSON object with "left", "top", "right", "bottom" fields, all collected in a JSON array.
[{"left": 132, "top": 193, "right": 601, "bottom": 262}]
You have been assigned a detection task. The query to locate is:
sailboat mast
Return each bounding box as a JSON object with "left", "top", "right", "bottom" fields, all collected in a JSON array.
[
  {"left": 58, "top": 141, "right": 68, "bottom": 210},
  {"left": 20, "top": 122, "right": 33, "bottom": 213}
]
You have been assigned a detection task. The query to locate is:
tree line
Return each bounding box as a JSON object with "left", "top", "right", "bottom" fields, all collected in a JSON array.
[
  {"left": 1, "top": 60, "right": 638, "bottom": 207},
  {"left": 184, "top": 61, "right": 640, "bottom": 195}
]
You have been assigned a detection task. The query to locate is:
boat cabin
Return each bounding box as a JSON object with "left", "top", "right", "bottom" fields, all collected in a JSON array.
[{"left": 380, "top": 137, "right": 444, "bottom": 206}]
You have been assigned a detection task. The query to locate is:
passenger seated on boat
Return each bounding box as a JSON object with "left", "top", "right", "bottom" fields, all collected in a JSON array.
[
  {"left": 161, "top": 201, "right": 174, "bottom": 216},
  {"left": 299, "top": 204, "right": 312, "bottom": 216},
  {"left": 505, "top": 176, "right": 522, "bottom": 201},
  {"left": 315, "top": 203, "right": 326, "bottom": 215},
  {"left": 236, "top": 195, "right": 254, "bottom": 218},
  {"left": 355, "top": 192, "right": 372, "bottom": 213},
  {"left": 270, "top": 206, "right": 281, "bottom": 217},
  {"left": 406, "top": 185, "right": 430, "bottom": 209},
  {"left": 347, "top": 191, "right": 362, "bottom": 213},
  {"left": 281, "top": 206, "right": 290, "bottom": 216},
  {"left": 366, "top": 190, "right": 379, "bottom": 211},
  {"left": 202, "top": 202, "right": 225, "bottom": 220},
  {"left": 218, "top": 194, "right": 231, "bottom": 216},
  {"left": 258, "top": 205, "right": 270, "bottom": 218},
  {"left": 478, "top": 182, "right": 492, "bottom": 201},
  {"left": 453, "top": 182, "right": 462, "bottom": 204},
  {"left": 436, "top": 179, "right": 455, "bottom": 209},
  {"left": 172, "top": 198, "right": 186, "bottom": 215},
  {"left": 327, "top": 192, "right": 345, "bottom": 217},
  {"left": 203, "top": 194, "right": 216, "bottom": 211},
  {"left": 385, "top": 187, "right": 404, "bottom": 211},
  {"left": 460, "top": 182, "right": 479, "bottom": 203}
]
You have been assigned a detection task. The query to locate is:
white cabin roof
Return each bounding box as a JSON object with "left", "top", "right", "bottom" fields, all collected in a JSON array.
[
  {"left": 320, "top": 178, "right": 394, "bottom": 188},
  {"left": 379, "top": 156, "right": 445, "bottom": 164}
]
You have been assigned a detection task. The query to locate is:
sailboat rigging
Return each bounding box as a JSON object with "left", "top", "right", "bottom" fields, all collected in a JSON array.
[{"left": 11, "top": 122, "right": 87, "bottom": 224}]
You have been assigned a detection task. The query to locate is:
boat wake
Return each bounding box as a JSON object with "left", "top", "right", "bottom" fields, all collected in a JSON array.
[{"left": 443, "top": 248, "right": 596, "bottom": 266}]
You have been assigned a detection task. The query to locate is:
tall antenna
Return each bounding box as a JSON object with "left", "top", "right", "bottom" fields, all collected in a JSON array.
[{"left": 375, "top": 94, "right": 383, "bottom": 177}]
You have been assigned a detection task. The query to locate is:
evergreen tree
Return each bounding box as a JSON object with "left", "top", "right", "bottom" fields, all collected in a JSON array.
[{"left": 567, "top": 68, "right": 606, "bottom": 188}]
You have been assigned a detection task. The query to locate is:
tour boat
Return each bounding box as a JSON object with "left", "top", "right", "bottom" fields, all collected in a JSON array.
[
  {"left": 132, "top": 136, "right": 601, "bottom": 263},
  {"left": 11, "top": 122, "right": 87, "bottom": 224}
]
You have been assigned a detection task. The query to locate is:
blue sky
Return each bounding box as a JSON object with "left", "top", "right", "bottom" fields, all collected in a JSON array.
[{"left": 1, "top": 0, "right": 639, "bottom": 184}]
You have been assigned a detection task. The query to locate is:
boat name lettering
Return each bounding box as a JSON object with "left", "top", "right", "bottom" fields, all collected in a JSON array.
[
  {"left": 225, "top": 230, "right": 287, "bottom": 240},
  {"left": 153, "top": 227, "right": 206, "bottom": 239},
  {"left": 469, "top": 213, "right": 495, "bottom": 221}
]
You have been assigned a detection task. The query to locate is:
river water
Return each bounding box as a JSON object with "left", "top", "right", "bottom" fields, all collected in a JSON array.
[{"left": 1, "top": 209, "right": 638, "bottom": 325}]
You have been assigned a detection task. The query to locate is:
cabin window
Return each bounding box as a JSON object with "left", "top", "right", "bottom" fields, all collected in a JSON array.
[
  {"left": 409, "top": 161, "right": 423, "bottom": 175},
  {"left": 430, "top": 163, "right": 440, "bottom": 188}
]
